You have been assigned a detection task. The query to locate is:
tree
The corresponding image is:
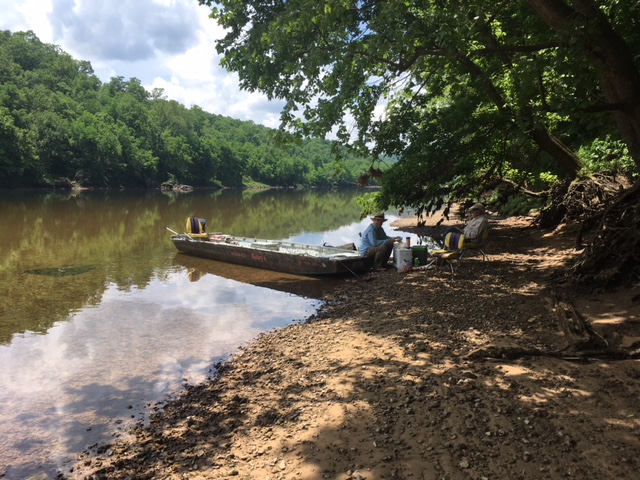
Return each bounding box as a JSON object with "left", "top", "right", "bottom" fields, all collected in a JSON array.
[
  {"left": 0, "top": 29, "right": 379, "bottom": 190},
  {"left": 527, "top": 0, "right": 640, "bottom": 164},
  {"left": 0, "top": 106, "right": 37, "bottom": 185},
  {"left": 202, "top": 0, "right": 637, "bottom": 185},
  {"left": 202, "top": 0, "right": 640, "bottom": 287}
]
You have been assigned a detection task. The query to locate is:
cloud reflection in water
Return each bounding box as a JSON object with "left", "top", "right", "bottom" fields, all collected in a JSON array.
[{"left": 0, "top": 268, "right": 319, "bottom": 478}]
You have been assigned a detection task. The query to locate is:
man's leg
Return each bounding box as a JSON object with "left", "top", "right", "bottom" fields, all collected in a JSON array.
[
  {"left": 433, "top": 226, "right": 462, "bottom": 245},
  {"left": 365, "top": 243, "right": 392, "bottom": 270}
]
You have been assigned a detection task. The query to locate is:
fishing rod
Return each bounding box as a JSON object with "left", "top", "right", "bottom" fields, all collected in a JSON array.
[
  {"left": 165, "top": 226, "right": 196, "bottom": 241},
  {"left": 336, "top": 258, "right": 372, "bottom": 281}
]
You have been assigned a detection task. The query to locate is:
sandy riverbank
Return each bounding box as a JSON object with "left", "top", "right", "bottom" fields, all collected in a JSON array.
[{"left": 70, "top": 214, "right": 640, "bottom": 480}]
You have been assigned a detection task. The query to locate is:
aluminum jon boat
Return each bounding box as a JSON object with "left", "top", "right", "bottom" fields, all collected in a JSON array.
[{"left": 168, "top": 219, "right": 372, "bottom": 276}]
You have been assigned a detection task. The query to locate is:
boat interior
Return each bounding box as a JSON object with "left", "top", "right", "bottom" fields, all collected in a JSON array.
[{"left": 187, "top": 234, "right": 361, "bottom": 259}]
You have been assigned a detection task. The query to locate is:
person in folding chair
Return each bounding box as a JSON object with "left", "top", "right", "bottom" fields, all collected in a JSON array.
[
  {"left": 360, "top": 212, "right": 399, "bottom": 272},
  {"left": 444, "top": 203, "right": 489, "bottom": 245},
  {"left": 428, "top": 203, "right": 490, "bottom": 273}
]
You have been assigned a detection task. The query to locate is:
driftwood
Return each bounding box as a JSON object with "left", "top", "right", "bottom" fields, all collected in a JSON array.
[
  {"left": 465, "top": 296, "right": 640, "bottom": 362},
  {"left": 465, "top": 345, "right": 548, "bottom": 361},
  {"left": 161, "top": 183, "right": 194, "bottom": 192},
  {"left": 553, "top": 298, "right": 609, "bottom": 352},
  {"left": 465, "top": 345, "right": 640, "bottom": 361},
  {"left": 55, "top": 170, "right": 88, "bottom": 190}
]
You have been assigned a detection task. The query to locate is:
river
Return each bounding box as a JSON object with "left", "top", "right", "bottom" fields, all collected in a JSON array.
[{"left": 0, "top": 188, "right": 417, "bottom": 479}]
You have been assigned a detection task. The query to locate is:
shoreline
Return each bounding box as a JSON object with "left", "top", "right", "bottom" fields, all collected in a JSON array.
[{"left": 70, "top": 215, "right": 640, "bottom": 480}]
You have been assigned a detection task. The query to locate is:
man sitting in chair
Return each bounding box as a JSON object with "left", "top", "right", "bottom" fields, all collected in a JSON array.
[
  {"left": 443, "top": 203, "right": 489, "bottom": 244},
  {"left": 360, "top": 212, "right": 399, "bottom": 271}
]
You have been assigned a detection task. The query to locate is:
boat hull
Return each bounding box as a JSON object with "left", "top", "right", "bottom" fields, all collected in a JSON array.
[{"left": 171, "top": 235, "right": 373, "bottom": 276}]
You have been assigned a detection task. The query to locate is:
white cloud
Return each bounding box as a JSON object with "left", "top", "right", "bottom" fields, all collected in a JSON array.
[
  {"left": 1, "top": 0, "right": 54, "bottom": 38},
  {"left": 0, "top": 0, "right": 284, "bottom": 127}
]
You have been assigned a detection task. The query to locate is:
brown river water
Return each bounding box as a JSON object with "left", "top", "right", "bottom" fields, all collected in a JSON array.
[{"left": 0, "top": 188, "right": 416, "bottom": 479}]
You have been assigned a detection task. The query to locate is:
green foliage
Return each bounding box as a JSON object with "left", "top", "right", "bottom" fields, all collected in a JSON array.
[
  {"left": 241, "top": 176, "right": 269, "bottom": 188},
  {"left": 354, "top": 191, "right": 383, "bottom": 218},
  {"left": 500, "top": 194, "right": 544, "bottom": 217},
  {"left": 578, "top": 137, "right": 637, "bottom": 178},
  {"left": 202, "top": 0, "right": 640, "bottom": 216},
  {"left": 0, "top": 30, "right": 371, "bottom": 189},
  {"left": 539, "top": 172, "right": 560, "bottom": 185}
]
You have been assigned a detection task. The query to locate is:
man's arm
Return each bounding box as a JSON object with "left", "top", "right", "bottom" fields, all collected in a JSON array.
[{"left": 364, "top": 227, "right": 390, "bottom": 247}]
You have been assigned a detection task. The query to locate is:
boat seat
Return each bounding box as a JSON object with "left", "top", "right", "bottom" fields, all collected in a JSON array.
[
  {"left": 327, "top": 252, "right": 360, "bottom": 258},
  {"left": 251, "top": 242, "right": 280, "bottom": 250},
  {"left": 186, "top": 217, "right": 208, "bottom": 239}
]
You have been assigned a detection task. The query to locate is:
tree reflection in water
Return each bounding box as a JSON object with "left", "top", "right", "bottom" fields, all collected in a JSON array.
[{"left": 0, "top": 188, "right": 412, "bottom": 479}]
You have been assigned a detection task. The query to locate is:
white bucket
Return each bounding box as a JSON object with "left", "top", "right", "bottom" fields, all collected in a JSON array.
[{"left": 394, "top": 248, "right": 412, "bottom": 269}]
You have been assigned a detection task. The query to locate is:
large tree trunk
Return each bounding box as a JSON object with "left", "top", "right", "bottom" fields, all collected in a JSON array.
[
  {"left": 528, "top": 0, "right": 640, "bottom": 167},
  {"left": 529, "top": 126, "right": 583, "bottom": 173}
]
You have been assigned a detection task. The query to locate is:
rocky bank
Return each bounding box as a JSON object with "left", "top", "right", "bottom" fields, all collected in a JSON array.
[{"left": 70, "top": 215, "right": 640, "bottom": 480}]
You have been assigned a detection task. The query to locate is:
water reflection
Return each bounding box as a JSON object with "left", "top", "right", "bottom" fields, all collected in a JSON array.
[
  {"left": 0, "top": 189, "right": 369, "bottom": 344},
  {"left": 0, "top": 189, "right": 416, "bottom": 479},
  {"left": 172, "top": 254, "right": 342, "bottom": 299},
  {"left": 0, "top": 269, "right": 320, "bottom": 479}
]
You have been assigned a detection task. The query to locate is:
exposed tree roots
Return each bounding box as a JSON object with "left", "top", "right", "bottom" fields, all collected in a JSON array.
[
  {"left": 539, "top": 174, "right": 640, "bottom": 290},
  {"left": 466, "top": 295, "right": 640, "bottom": 361},
  {"left": 465, "top": 345, "right": 640, "bottom": 362}
]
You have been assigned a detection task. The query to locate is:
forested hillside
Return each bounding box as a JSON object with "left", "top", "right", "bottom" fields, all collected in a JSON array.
[{"left": 0, "top": 30, "right": 373, "bottom": 189}]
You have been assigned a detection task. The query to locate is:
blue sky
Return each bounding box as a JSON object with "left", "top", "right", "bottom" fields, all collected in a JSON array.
[{"left": 0, "top": 0, "right": 285, "bottom": 127}]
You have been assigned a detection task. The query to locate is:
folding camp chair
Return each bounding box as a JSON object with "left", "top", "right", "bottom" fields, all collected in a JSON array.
[
  {"left": 460, "top": 227, "right": 490, "bottom": 261},
  {"left": 426, "top": 232, "right": 465, "bottom": 274}
]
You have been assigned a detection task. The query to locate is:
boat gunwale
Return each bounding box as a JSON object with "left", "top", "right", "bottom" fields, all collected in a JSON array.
[
  {"left": 173, "top": 234, "right": 362, "bottom": 260},
  {"left": 170, "top": 234, "right": 371, "bottom": 276}
]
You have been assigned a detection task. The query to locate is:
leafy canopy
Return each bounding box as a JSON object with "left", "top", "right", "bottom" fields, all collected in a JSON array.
[{"left": 202, "top": 0, "right": 640, "bottom": 214}]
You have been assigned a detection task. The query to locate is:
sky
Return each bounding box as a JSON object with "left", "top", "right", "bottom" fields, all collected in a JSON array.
[{"left": 0, "top": 0, "right": 285, "bottom": 128}]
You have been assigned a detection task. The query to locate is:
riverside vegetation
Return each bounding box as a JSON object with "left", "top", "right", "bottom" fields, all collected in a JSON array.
[{"left": 0, "top": 30, "right": 373, "bottom": 190}]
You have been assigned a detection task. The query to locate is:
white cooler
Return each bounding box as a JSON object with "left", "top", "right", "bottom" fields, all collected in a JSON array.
[{"left": 394, "top": 248, "right": 412, "bottom": 269}]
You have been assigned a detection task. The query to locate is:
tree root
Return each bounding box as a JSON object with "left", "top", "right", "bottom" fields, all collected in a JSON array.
[
  {"left": 465, "top": 295, "right": 640, "bottom": 362},
  {"left": 553, "top": 297, "right": 608, "bottom": 352},
  {"left": 568, "top": 179, "right": 640, "bottom": 289},
  {"left": 465, "top": 345, "right": 640, "bottom": 362},
  {"left": 538, "top": 175, "right": 640, "bottom": 290}
]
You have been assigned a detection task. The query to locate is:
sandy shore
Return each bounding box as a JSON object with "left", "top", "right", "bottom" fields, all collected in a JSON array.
[{"left": 70, "top": 215, "right": 640, "bottom": 480}]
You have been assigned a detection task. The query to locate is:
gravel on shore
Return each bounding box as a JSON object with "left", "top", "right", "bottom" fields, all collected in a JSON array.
[{"left": 71, "top": 215, "right": 640, "bottom": 480}]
